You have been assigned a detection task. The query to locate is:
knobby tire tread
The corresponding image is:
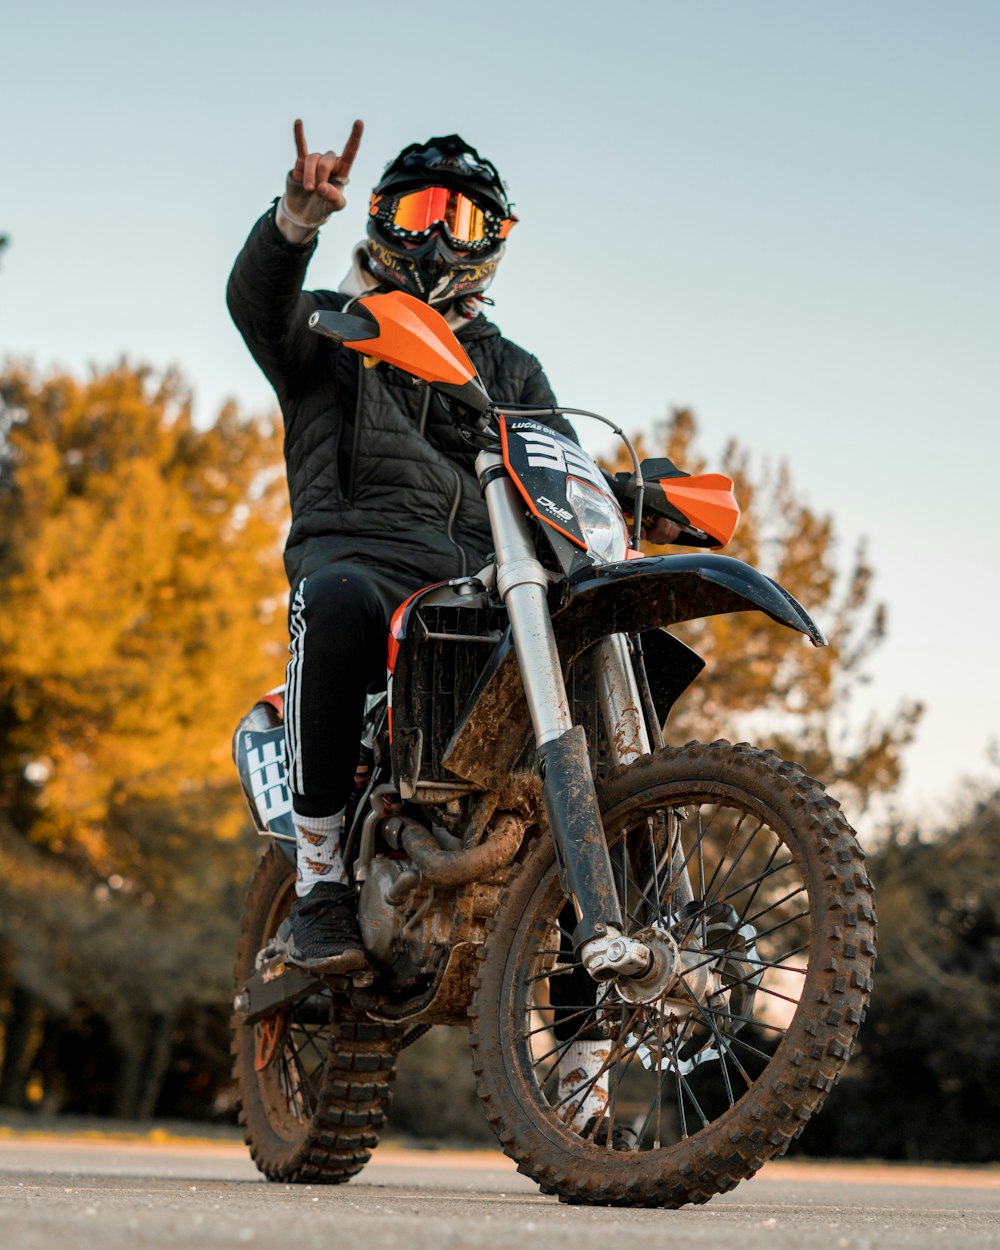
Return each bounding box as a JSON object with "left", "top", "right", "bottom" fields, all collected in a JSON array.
[
  {"left": 231, "top": 845, "right": 401, "bottom": 1183},
  {"left": 468, "top": 740, "right": 876, "bottom": 1207}
]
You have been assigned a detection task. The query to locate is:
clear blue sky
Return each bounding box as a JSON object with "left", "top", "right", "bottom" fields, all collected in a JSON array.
[{"left": 3, "top": 0, "right": 998, "bottom": 822}]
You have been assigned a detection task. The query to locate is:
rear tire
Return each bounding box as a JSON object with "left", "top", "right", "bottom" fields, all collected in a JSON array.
[
  {"left": 469, "top": 741, "right": 876, "bottom": 1207},
  {"left": 231, "top": 845, "right": 400, "bottom": 1182}
]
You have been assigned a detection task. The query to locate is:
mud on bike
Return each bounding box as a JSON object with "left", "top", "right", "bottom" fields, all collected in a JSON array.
[{"left": 230, "top": 291, "right": 875, "bottom": 1207}]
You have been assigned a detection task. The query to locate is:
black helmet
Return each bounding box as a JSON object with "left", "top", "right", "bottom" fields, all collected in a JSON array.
[{"left": 366, "top": 134, "right": 517, "bottom": 305}]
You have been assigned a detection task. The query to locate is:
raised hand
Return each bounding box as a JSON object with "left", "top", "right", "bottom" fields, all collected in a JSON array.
[{"left": 285, "top": 118, "right": 364, "bottom": 226}]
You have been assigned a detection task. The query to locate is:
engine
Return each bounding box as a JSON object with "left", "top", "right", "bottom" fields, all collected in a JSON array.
[{"left": 357, "top": 856, "right": 453, "bottom": 973}]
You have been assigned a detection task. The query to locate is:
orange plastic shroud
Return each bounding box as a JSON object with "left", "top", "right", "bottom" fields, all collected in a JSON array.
[
  {"left": 662, "top": 473, "right": 740, "bottom": 547},
  {"left": 343, "top": 292, "right": 478, "bottom": 387}
]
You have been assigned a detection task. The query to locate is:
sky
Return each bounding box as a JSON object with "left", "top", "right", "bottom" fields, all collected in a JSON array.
[{"left": 2, "top": 0, "right": 998, "bottom": 823}]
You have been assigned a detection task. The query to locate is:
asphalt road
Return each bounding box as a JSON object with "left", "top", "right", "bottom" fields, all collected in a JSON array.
[{"left": 1, "top": 1134, "right": 999, "bottom": 1250}]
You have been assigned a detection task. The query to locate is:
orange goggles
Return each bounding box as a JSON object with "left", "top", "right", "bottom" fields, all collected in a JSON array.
[{"left": 370, "top": 186, "right": 516, "bottom": 251}]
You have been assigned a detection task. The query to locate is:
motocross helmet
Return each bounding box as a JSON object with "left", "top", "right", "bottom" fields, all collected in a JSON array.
[{"left": 366, "top": 134, "right": 517, "bottom": 305}]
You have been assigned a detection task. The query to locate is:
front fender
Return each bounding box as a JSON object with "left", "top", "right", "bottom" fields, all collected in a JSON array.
[
  {"left": 443, "top": 554, "right": 824, "bottom": 789},
  {"left": 557, "top": 553, "right": 826, "bottom": 656}
]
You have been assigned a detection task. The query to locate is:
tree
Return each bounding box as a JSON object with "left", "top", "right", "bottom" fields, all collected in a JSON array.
[
  {"left": 800, "top": 782, "right": 1000, "bottom": 1161},
  {"left": 0, "top": 360, "right": 289, "bottom": 1115},
  {"left": 0, "top": 387, "right": 924, "bottom": 1126},
  {"left": 602, "top": 409, "right": 921, "bottom": 814},
  {"left": 0, "top": 389, "right": 26, "bottom": 494}
]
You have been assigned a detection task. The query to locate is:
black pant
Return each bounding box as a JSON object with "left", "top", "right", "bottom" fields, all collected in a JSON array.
[{"left": 284, "top": 562, "right": 424, "bottom": 817}]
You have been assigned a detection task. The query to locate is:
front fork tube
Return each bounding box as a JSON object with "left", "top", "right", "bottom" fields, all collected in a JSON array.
[
  {"left": 588, "top": 635, "right": 695, "bottom": 913},
  {"left": 479, "top": 455, "right": 651, "bottom": 981},
  {"left": 589, "top": 633, "right": 649, "bottom": 768}
]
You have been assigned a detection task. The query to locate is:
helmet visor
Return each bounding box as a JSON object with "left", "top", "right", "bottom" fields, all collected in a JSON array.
[{"left": 372, "top": 186, "right": 515, "bottom": 250}]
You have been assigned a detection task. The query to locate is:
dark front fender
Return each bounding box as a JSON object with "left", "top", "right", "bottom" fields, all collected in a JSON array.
[
  {"left": 443, "top": 554, "right": 824, "bottom": 789},
  {"left": 557, "top": 553, "right": 826, "bottom": 655}
]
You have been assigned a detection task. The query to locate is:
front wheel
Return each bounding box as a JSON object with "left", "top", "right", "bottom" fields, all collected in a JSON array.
[{"left": 469, "top": 741, "right": 876, "bottom": 1207}]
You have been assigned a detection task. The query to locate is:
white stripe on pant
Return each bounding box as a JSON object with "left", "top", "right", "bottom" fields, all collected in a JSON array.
[{"left": 286, "top": 579, "right": 308, "bottom": 794}]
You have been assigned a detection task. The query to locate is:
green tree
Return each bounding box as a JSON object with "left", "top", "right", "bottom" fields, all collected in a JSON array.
[{"left": 801, "top": 782, "right": 1000, "bottom": 1161}]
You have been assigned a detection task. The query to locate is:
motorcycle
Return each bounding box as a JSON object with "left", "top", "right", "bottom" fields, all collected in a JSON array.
[{"left": 230, "top": 290, "right": 875, "bottom": 1207}]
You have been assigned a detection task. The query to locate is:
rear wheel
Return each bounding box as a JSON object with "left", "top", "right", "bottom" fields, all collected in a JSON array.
[
  {"left": 469, "top": 741, "right": 876, "bottom": 1207},
  {"left": 231, "top": 844, "right": 400, "bottom": 1182}
]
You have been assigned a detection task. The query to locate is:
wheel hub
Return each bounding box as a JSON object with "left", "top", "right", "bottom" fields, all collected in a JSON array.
[{"left": 613, "top": 927, "right": 682, "bottom": 1004}]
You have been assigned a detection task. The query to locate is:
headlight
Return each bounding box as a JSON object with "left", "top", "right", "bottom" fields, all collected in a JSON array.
[{"left": 566, "top": 477, "right": 629, "bottom": 564}]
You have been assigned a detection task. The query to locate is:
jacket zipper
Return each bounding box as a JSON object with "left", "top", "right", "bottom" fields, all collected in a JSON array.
[
  {"left": 423, "top": 387, "right": 465, "bottom": 574},
  {"left": 417, "top": 384, "right": 431, "bottom": 435},
  {"left": 346, "top": 355, "right": 365, "bottom": 503},
  {"left": 349, "top": 371, "right": 462, "bottom": 573}
]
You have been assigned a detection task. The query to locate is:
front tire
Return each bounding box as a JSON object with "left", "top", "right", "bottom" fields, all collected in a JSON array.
[
  {"left": 231, "top": 845, "right": 400, "bottom": 1182},
  {"left": 469, "top": 741, "right": 876, "bottom": 1207}
]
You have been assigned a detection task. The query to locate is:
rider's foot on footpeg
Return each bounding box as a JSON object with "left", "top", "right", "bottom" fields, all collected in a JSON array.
[{"left": 280, "top": 882, "right": 369, "bottom": 974}]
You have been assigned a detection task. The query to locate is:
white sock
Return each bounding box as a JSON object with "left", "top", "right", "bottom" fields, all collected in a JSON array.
[
  {"left": 294, "top": 808, "right": 347, "bottom": 897},
  {"left": 557, "top": 1039, "right": 612, "bottom": 1132}
]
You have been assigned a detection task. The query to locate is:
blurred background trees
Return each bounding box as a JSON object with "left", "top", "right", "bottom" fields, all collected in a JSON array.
[
  {"left": 0, "top": 360, "right": 287, "bottom": 1118},
  {"left": 798, "top": 780, "right": 1000, "bottom": 1162},
  {"left": 601, "top": 409, "right": 923, "bottom": 815},
  {"left": 0, "top": 381, "right": 994, "bottom": 1161}
]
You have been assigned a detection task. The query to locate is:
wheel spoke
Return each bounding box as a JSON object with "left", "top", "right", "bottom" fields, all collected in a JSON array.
[
  {"left": 638, "top": 810, "right": 688, "bottom": 917},
  {"left": 516, "top": 1004, "right": 597, "bottom": 1042},
  {"left": 526, "top": 962, "right": 580, "bottom": 983},
  {"left": 654, "top": 1008, "right": 665, "bottom": 1147},
  {"left": 696, "top": 808, "right": 707, "bottom": 902},
  {"left": 671, "top": 803, "right": 723, "bottom": 901},
  {"left": 550, "top": 1004, "right": 645, "bottom": 1116},
  {"left": 670, "top": 1018, "right": 712, "bottom": 1131},
  {"left": 745, "top": 907, "right": 812, "bottom": 946},
  {"left": 720, "top": 843, "right": 786, "bottom": 911},
  {"left": 700, "top": 811, "right": 762, "bottom": 904},
  {"left": 236, "top": 848, "right": 402, "bottom": 1183},
  {"left": 282, "top": 1027, "right": 319, "bottom": 1118},
  {"left": 742, "top": 884, "right": 809, "bottom": 929},
  {"left": 529, "top": 1013, "right": 602, "bottom": 1072},
  {"left": 480, "top": 742, "right": 874, "bottom": 1204},
  {"left": 515, "top": 806, "right": 812, "bottom": 1151}
]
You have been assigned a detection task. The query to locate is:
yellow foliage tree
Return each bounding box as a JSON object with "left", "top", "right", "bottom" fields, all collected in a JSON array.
[
  {"left": 0, "top": 361, "right": 290, "bottom": 1114},
  {"left": 0, "top": 362, "right": 288, "bottom": 886},
  {"left": 602, "top": 409, "right": 921, "bottom": 812}
]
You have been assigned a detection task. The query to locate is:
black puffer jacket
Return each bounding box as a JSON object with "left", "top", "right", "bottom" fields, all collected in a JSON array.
[{"left": 228, "top": 207, "right": 575, "bottom": 589}]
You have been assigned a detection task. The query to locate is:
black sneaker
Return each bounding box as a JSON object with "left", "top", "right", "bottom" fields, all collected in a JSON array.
[
  {"left": 581, "top": 1114, "right": 639, "bottom": 1151},
  {"left": 281, "top": 882, "right": 368, "bottom": 975}
]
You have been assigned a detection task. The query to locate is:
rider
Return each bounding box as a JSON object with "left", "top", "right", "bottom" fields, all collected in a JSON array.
[{"left": 228, "top": 120, "right": 577, "bottom": 973}]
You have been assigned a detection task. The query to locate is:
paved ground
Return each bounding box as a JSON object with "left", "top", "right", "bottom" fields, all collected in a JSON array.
[{"left": 1, "top": 1133, "right": 998, "bottom": 1249}]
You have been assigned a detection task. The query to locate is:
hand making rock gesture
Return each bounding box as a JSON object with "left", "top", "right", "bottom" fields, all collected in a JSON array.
[{"left": 284, "top": 118, "right": 364, "bottom": 228}]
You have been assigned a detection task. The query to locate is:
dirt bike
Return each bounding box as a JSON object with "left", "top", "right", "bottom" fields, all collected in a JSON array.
[{"left": 230, "top": 290, "right": 875, "bottom": 1207}]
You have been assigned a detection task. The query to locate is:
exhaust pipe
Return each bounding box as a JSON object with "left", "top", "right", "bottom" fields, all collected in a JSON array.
[{"left": 385, "top": 812, "right": 526, "bottom": 886}]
